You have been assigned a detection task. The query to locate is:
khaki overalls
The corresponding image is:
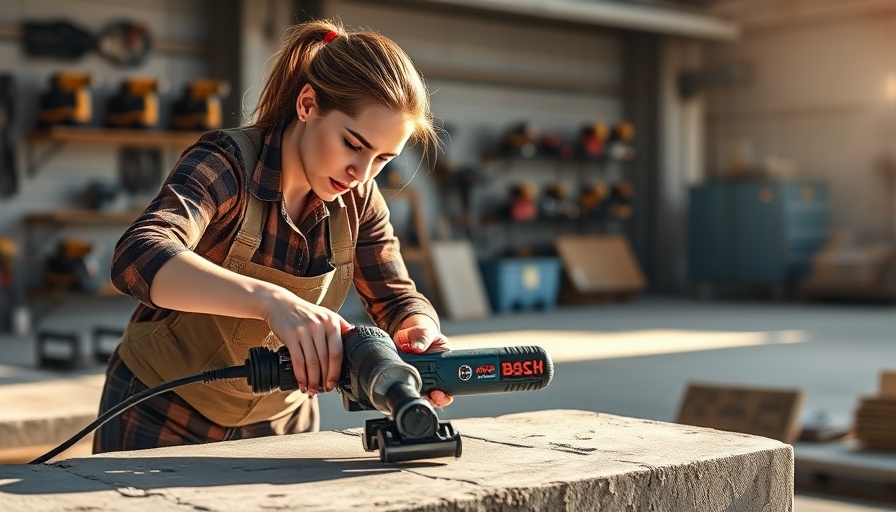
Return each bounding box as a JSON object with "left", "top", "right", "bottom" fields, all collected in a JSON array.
[{"left": 117, "top": 186, "right": 354, "bottom": 428}]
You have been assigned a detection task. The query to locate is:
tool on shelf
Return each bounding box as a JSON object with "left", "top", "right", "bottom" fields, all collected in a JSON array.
[
  {"left": 42, "top": 238, "right": 99, "bottom": 293},
  {"left": 170, "top": 79, "right": 231, "bottom": 131},
  {"left": 106, "top": 77, "right": 161, "bottom": 129},
  {"left": 37, "top": 71, "right": 95, "bottom": 126}
]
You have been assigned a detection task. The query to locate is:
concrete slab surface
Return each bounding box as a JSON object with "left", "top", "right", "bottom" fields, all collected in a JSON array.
[{"left": 0, "top": 409, "right": 793, "bottom": 512}]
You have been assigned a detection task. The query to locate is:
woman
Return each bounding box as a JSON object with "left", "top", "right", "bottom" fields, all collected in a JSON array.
[{"left": 94, "top": 19, "right": 450, "bottom": 453}]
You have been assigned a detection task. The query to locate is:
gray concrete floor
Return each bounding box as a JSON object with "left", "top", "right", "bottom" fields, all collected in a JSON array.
[{"left": 2, "top": 293, "right": 895, "bottom": 510}]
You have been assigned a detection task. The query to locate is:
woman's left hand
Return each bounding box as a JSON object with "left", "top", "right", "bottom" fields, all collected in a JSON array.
[{"left": 393, "top": 314, "right": 453, "bottom": 408}]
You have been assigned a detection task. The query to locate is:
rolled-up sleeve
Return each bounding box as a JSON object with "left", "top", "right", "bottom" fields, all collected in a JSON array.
[
  {"left": 110, "top": 140, "right": 242, "bottom": 307},
  {"left": 351, "top": 182, "right": 440, "bottom": 336}
]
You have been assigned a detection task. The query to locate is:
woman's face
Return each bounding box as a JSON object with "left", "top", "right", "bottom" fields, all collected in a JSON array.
[{"left": 297, "top": 88, "right": 413, "bottom": 202}]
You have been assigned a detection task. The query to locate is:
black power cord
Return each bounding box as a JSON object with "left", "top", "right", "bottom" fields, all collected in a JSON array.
[{"left": 28, "top": 347, "right": 286, "bottom": 465}]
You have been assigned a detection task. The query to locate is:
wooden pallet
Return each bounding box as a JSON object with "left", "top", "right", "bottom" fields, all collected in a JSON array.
[
  {"left": 853, "top": 372, "right": 896, "bottom": 451},
  {"left": 795, "top": 440, "right": 896, "bottom": 504},
  {"left": 800, "top": 370, "right": 896, "bottom": 502}
]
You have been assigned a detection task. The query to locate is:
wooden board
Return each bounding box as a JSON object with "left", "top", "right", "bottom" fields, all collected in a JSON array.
[
  {"left": 880, "top": 370, "right": 896, "bottom": 397},
  {"left": 676, "top": 382, "right": 803, "bottom": 443},
  {"left": 554, "top": 235, "right": 646, "bottom": 294},
  {"left": 854, "top": 395, "right": 896, "bottom": 450},
  {"left": 429, "top": 241, "right": 491, "bottom": 320}
]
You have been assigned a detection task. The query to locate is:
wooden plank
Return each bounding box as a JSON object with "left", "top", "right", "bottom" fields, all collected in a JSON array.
[
  {"left": 26, "top": 126, "right": 203, "bottom": 148},
  {"left": 429, "top": 241, "right": 491, "bottom": 320},
  {"left": 676, "top": 382, "right": 803, "bottom": 443},
  {"left": 881, "top": 370, "right": 896, "bottom": 397},
  {"left": 852, "top": 374, "right": 896, "bottom": 450},
  {"left": 555, "top": 235, "right": 646, "bottom": 295},
  {"left": 24, "top": 209, "right": 143, "bottom": 226}
]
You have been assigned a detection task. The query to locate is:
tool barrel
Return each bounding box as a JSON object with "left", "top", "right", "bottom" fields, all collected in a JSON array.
[{"left": 405, "top": 345, "right": 553, "bottom": 396}]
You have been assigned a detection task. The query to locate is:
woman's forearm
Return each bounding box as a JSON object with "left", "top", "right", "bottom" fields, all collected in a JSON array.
[{"left": 149, "top": 251, "right": 283, "bottom": 320}]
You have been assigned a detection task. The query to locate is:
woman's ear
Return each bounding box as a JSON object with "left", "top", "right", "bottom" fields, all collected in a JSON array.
[{"left": 296, "top": 83, "right": 316, "bottom": 122}]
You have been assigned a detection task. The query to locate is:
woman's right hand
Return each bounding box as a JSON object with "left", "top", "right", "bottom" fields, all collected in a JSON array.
[{"left": 261, "top": 287, "right": 353, "bottom": 396}]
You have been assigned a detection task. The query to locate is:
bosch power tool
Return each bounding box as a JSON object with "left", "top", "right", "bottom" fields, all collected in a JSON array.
[{"left": 31, "top": 325, "right": 553, "bottom": 464}]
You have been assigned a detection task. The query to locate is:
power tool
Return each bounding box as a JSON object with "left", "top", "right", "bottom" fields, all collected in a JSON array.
[
  {"left": 22, "top": 20, "right": 151, "bottom": 67},
  {"left": 105, "top": 77, "right": 161, "bottom": 128},
  {"left": 30, "top": 325, "right": 553, "bottom": 464},
  {"left": 170, "top": 79, "right": 231, "bottom": 131},
  {"left": 37, "top": 71, "right": 95, "bottom": 126},
  {"left": 42, "top": 238, "right": 99, "bottom": 292}
]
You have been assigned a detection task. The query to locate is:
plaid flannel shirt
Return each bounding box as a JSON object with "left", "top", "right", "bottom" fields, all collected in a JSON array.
[{"left": 110, "top": 126, "right": 437, "bottom": 337}]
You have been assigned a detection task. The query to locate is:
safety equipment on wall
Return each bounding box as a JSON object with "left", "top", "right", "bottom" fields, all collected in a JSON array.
[
  {"left": 21, "top": 19, "right": 152, "bottom": 68},
  {"left": 22, "top": 20, "right": 94, "bottom": 60},
  {"left": 95, "top": 21, "right": 153, "bottom": 67}
]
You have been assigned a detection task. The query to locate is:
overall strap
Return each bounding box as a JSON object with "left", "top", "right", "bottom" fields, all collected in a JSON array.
[
  {"left": 326, "top": 201, "right": 353, "bottom": 270},
  {"left": 222, "top": 127, "right": 265, "bottom": 268},
  {"left": 225, "top": 196, "right": 266, "bottom": 267},
  {"left": 224, "top": 127, "right": 262, "bottom": 172}
]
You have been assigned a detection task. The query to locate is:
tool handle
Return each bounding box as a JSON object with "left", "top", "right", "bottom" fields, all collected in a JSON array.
[{"left": 402, "top": 346, "right": 553, "bottom": 396}]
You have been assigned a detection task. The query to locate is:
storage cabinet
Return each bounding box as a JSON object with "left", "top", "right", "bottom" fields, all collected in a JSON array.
[{"left": 688, "top": 180, "right": 830, "bottom": 287}]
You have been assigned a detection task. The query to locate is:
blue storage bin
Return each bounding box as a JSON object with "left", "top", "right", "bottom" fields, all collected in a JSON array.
[{"left": 479, "top": 257, "right": 562, "bottom": 313}]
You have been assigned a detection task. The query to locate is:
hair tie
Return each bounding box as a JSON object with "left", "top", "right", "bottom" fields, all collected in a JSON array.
[{"left": 323, "top": 30, "right": 339, "bottom": 44}]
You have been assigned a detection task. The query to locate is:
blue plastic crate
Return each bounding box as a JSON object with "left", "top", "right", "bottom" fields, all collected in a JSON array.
[{"left": 479, "top": 257, "right": 562, "bottom": 313}]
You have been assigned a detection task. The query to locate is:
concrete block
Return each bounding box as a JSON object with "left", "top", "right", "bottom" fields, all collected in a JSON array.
[
  {"left": 0, "top": 373, "right": 104, "bottom": 450},
  {"left": 0, "top": 410, "right": 793, "bottom": 511}
]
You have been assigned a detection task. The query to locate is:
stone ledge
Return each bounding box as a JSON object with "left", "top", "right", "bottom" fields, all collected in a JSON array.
[
  {"left": 0, "top": 373, "right": 104, "bottom": 450},
  {"left": 0, "top": 409, "right": 793, "bottom": 512}
]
